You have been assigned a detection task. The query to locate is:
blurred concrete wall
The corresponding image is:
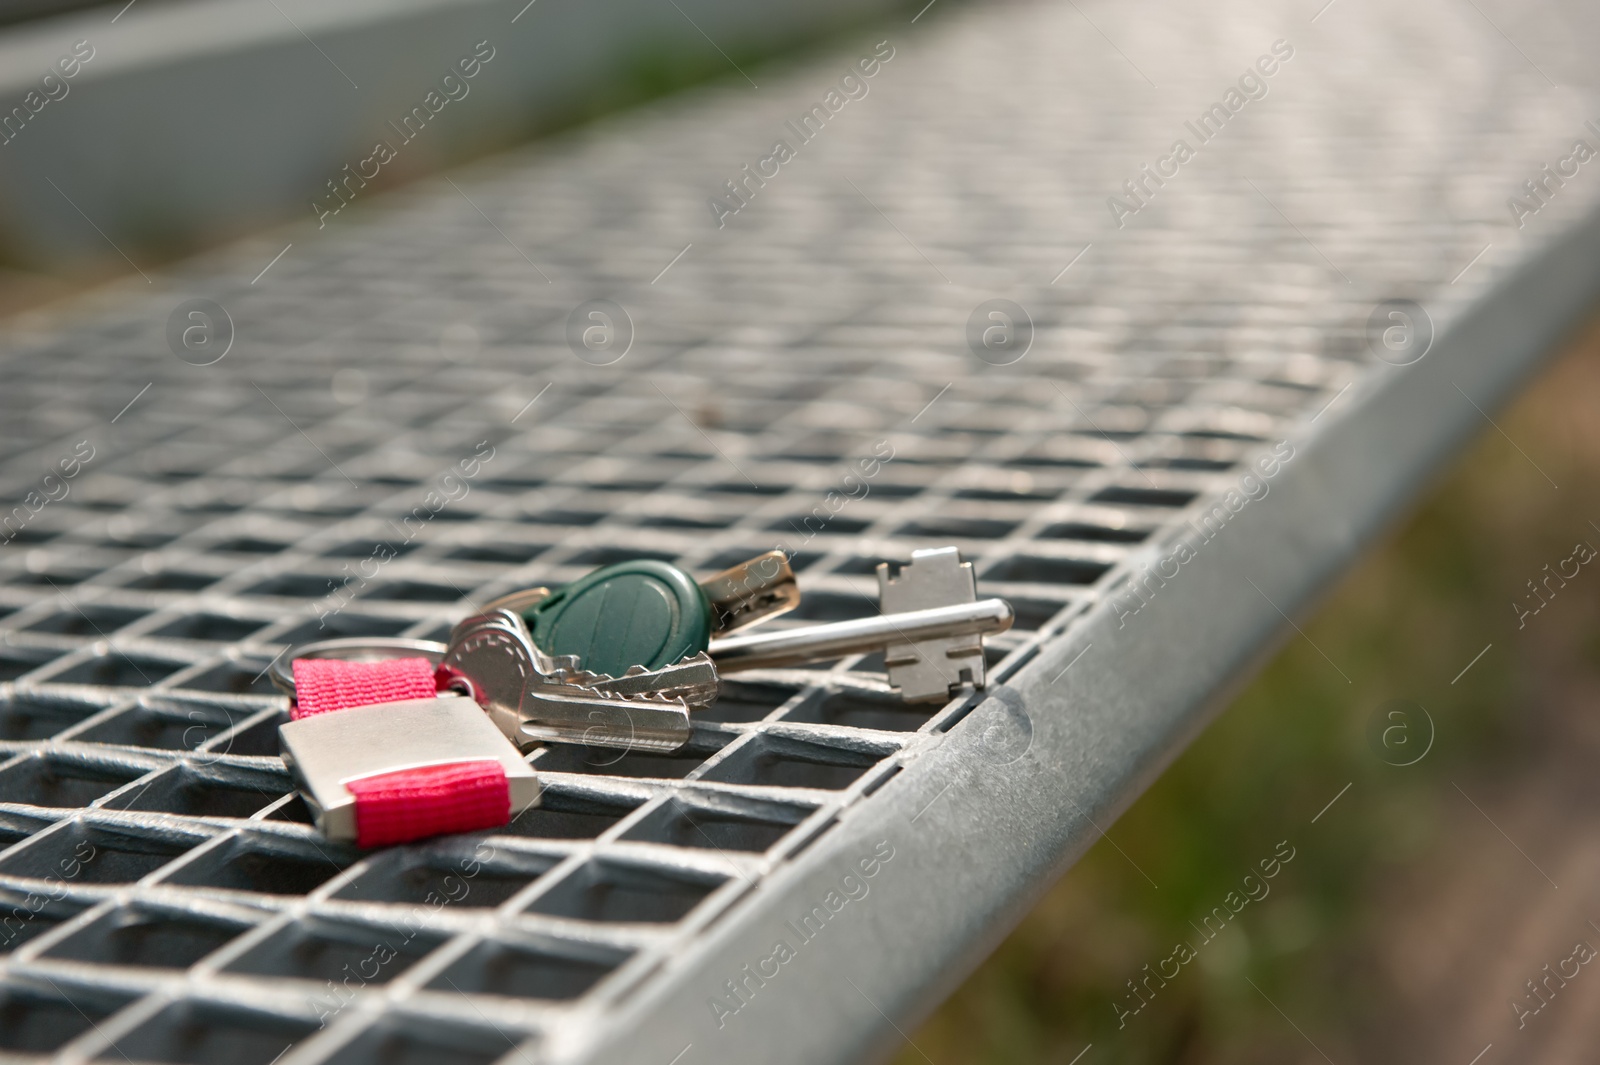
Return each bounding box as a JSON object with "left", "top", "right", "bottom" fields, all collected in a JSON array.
[{"left": 0, "top": 0, "right": 902, "bottom": 268}]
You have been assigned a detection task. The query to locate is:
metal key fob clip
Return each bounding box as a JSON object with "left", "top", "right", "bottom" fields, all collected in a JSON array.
[{"left": 278, "top": 695, "right": 540, "bottom": 845}]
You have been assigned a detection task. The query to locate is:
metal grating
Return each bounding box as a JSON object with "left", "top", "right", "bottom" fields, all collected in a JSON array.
[{"left": 1, "top": 0, "right": 1599, "bottom": 1060}]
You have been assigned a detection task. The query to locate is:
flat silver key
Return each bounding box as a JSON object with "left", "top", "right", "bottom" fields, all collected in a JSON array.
[
  {"left": 708, "top": 547, "right": 1012, "bottom": 703},
  {"left": 570, "top": 654, "right": 720, "bottom": 709},
  {"left": 440, "top": 609, "right": 695, "bottom": 753}
]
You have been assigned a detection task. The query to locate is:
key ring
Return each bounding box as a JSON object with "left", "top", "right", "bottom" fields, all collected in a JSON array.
[
  {"left": 271, "top": 637, "right": 535, "bottom": 846},
  {"left": 269, "top": 636, "right": 448, "bottom": 696}
]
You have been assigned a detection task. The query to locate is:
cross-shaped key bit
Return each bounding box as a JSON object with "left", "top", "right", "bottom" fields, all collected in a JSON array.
[{"left": 877, "top": 546, "right": 987, "bottom": 701}]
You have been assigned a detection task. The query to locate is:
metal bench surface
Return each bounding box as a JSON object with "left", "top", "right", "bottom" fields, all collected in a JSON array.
[{"left": 0, "top": 0, "right": 1598, "bottom": 1061}]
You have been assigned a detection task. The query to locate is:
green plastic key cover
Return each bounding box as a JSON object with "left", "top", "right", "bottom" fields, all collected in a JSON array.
[{"left": 524, "top": 559, "right": 713, "bottom": 677}]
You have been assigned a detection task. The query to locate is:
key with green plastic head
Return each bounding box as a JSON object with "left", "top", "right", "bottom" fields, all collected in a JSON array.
[
  {"left": 525, "top": 559, "right": 712, "bottom": 678},
  {"left": 509, "top": 551, "right": 798, "bottom": 678}
]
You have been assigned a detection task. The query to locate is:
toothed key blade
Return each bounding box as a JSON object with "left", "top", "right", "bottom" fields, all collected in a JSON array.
[
  {"left": 517, "top": 688, "right": 692, "bottom": 753},
  {"left": 582, "top": 652, "right": 719, "bottom": 711},
  {"left": 441, "top": 609, "right": 694, "bottom": 752}
]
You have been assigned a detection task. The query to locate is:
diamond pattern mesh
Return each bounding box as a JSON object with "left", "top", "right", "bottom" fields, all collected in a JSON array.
[{"left": 0, "top": 0, "right": 1596, "bottom": 1058}]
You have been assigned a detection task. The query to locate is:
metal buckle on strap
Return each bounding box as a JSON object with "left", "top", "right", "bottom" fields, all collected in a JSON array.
[
  {"left": 278, "top": 694, "right": 540, "bottom": 843},
  {"left": 268, "top": 636, "right": 447, "bottom": 696}
]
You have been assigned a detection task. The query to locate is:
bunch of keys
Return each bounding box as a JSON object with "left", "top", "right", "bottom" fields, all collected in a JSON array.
[
  {"left": 272, "top": 546, "right": 1011, "bottom": 845},
  {"left": 446, "top": 545, "right": 1012, "bottom": 744}
]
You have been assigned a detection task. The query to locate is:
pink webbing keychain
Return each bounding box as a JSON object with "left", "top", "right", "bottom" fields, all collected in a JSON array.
[{"left": 278, "top": 652, "right": 539, "bottom": 848}]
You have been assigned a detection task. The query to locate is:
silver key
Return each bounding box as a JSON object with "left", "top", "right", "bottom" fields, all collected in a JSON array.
[
  {"left": 568, "top": 654, "right": 719, "bottom": 709},
  {"left": 708, "top": 547, "right": 1012, "bottom": 703},
  {"left": 440, "top": 609, "right": 700, "bottom": 753}
]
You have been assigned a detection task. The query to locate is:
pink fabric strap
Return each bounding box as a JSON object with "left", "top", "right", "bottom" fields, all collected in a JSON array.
[
  {"left": 289, "top": 656, "right": 511, "bottom": 846},
  {"left": 345, "top": 760, "right": 510, "bottom": 848},
  {"left": 290, "top": 657, "right": 439, "bottom": 719}
]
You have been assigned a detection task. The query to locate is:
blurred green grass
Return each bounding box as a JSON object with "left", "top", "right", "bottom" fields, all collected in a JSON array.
[{"left": 896, "top": 317, "right": 1600, "bottom": 1064}]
